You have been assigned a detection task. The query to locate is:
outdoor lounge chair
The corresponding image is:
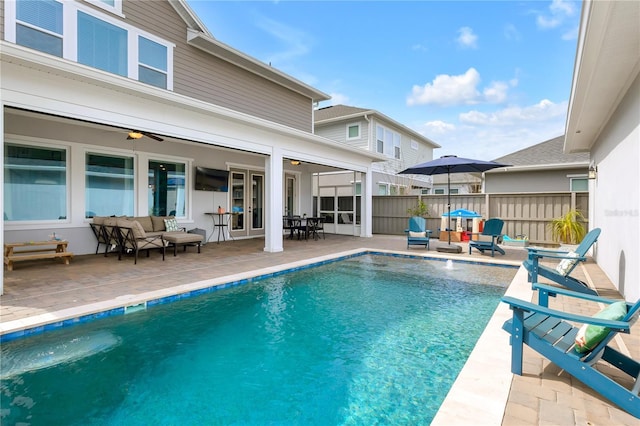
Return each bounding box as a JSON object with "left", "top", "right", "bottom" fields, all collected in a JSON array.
[
  {"left": 523, "top": 228, "right": 601, "bottom": 296},
  {"left": 405, "top": 216, "right": 431, "bottom": 249},
  {"left": 468, "top": 218, "right": 505, "bottom": 256},
  {"left": 501, "top": 283, "right": 640, "bottom": 418},
  {"left": 116, "top": 220, "right": 165, "bottom": 264}
]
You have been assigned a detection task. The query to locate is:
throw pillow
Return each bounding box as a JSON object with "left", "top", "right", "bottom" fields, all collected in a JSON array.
[
  {"left": 164, "top": 218, "right": 180, "bottom": 232},
  {"left": 409, "top": 231, "right": 426, "bottom": 238},
  {"left": 574, "top": 301, "right": 627, "bottom": 353},
  {"left": 555, "top": 251, "right": 580, "bottom": 276}
]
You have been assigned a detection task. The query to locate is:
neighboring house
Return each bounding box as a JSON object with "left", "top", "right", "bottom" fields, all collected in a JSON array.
[
  {"left": 431, "top": 173, "right": 482, "bottom": 195},
  {"left": 563, "top": 0, "right": 639, "bottom": 302},
  {"left": 485, "top": 136, "right": 590, "bottom": 193},
  {"left": 314, "top": 105, "right": 440, "bottom": 196},
  {"left": 1, "top": 0, "right": 381, "bottom": 292}
]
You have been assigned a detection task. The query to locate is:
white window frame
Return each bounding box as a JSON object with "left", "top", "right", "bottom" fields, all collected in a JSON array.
[
  {"left": 346, "top": 123, "right": 360, "bottom": 140},
  {"left": 568, "top": 174, "right": 589, "bottom": 192},
  {"left": 410, "top": 140, "right": 418, "bottom": 150},
  {"left": 4, "top": 0, "right": 174, "bottom": 90},
  {"left": 84, "top": 0, "right": 124, "bottom": 17},
  {"left": 375, "top": 124, "right": 400, "bottom": 159}
]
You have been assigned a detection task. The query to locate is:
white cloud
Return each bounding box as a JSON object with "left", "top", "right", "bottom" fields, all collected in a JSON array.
[
  {"left": 459, "top": 99, "right": 567, "bottom": 126},
  {"left": 483, "top": 81, "right": 509, "bottom": 104},
  {"left": 456, "top": 27, "right": 478, "bottom": 49},
  {"left": 407, "top": 68, "right": 517, "bottom": 107},
  {"left": 423, "top": 120, "right": 456, "bottom": 134},
  {"left": 503, "top": 24, "right": 521, "bottom": 41},
  {"left": 255, "top": 16, "right": 312, "bottom": 65},
  {"left": 417, "top": 99, "right": 568, "bottom": 160},
  {"left": 407, "top": 68, "right": 481, "bottom": 106},
  {"left": 411, "top": 43, "right": 428, "bottom": 52},
  {"left": 326, "top": 92, "right": 350, "bottom": 106},
  {"left": 536, "top": 0, "right": 577, "bottom": 30}
]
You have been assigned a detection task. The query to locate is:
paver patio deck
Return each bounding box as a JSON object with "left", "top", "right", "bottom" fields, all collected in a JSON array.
[{"left": 1, "top": 234, "right": 637, "bottom": 425}]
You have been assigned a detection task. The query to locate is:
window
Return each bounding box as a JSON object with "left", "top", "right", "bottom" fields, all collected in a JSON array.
[
  {"left": 4, "top": 143, "right": 67, "bottom": 221},
  {"left": 434, "top": 188, "right": 445, "bottom": 195},
  {"left": 571, "top": 177, "right": 588, "bottom": 192},
  {"left": 376, "top": 126, "right": 384, "bottom": 154},
  {"left": 450, "top": 188, "right": 459, "bottom": 195},
  {"left": 85, "top": 0, "right": 122, "bottom": 15},
  {"left": 6, "top": 0, "right": 173, "bottom": 89},
  {"left": 85, "top": 153, "right": 134, "bottom": 217},
  {"left": 138, "top": 36, "right": 168, "bottom": 89},
  {"left": 378, "top": 183, "right": 388, "bottom": 195},
  {"left": 411, "top": 140, "right": 418, "bottom": 150},
  {"left": 78, "top": 11, "right": 127, "bottom": 76},
  {"left": 15, "top": 0, "right": 63, "bottom": 57},
  {"left": 347, "top": 123, "right": 360, "bottom": 140},
  {"left": 148, "top": 160, "right": 186, "bottom": 217},
  {"left": 375, "top": 125, "right": 400, "bottom": 158}
]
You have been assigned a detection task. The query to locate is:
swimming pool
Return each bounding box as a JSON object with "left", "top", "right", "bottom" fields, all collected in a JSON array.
[{"left": 0, "top": 254, "right": 516, "bottom": 424}]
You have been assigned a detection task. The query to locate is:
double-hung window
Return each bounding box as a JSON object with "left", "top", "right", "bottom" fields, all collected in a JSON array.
[
  {"left": 15, "top": 0, "right": 63, "bottom": 57},
  {"left": 376, "top": 125, "right": 401, "bottom": 159},
  {"left": 6, "top": 0, "right": 173, "bottom": 89},
  {"left": 138, "top": 36, "right": 168, "bottom": 89}
]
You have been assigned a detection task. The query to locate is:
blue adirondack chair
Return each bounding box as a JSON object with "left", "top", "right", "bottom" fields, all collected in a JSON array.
[
  {"left": 523, "top": 228, "right": 601, "bottom": 296},
  {"left": 405, "top": 216, "right": 431, "bottom": 249},
  {"left": 502, "top": 283, "right": 640, "bottom": 418},
  {"left": 468, "top": 218, "right": 505, "bottom": 256}
]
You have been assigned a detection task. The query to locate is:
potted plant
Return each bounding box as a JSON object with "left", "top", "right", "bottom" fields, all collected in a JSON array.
[
  {"left": 407, "top": 200, "right": 429, "bottom": 217},
  {"left": 550, "top": 209, "right": 587, "bottom": 245}
]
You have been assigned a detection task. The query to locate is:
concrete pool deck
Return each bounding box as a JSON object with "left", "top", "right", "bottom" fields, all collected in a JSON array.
[{"left": 1, "top": 234, "right": 638, "bottom": 424}]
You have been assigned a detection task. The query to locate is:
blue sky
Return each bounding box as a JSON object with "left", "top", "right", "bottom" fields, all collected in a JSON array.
[{"left": 186, "top": 0, "right": 581, "bottom": 161}]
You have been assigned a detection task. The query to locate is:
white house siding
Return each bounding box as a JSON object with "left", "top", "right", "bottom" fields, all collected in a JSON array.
[
  {"left": 590, "top": 73, "right": 639, "bottom": 302},
  {"left": 315, "top": 118, "right": 370, "bottom": 151}
]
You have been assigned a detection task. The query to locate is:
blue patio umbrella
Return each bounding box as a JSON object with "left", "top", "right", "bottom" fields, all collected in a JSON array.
[{"left": 399, "top": 155, "right": 510, "bottom": 252}]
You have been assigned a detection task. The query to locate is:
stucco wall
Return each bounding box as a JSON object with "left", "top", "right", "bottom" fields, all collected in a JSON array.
[{"left": 590, "top": 73, "right": 640, "bottom": 302}]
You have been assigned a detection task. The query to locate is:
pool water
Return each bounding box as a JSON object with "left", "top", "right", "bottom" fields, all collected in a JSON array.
[{"left": 0, "top": 254, "right": 515, "bottom": 425}]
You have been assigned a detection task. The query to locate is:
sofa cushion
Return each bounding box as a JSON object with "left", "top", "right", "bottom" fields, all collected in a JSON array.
[
  {"left": 133, "top": 216, "right": 154, "bottom": 233},
  {"left": 92, "top": 216, "right": 106, "bottom": 225},
  {"left": 151, "top": 215, "right": 175, "bottom": 232},
  {"left": 164, "top": 218, "right": 180, "bottom": 232},
  {"left": 116, "top": 218, "right": 146, "bottom": 239}
]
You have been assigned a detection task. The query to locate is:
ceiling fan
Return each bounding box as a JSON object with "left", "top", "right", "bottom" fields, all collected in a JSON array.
[{"left": 127, "top": 130, "right": 164, "bottom": 142}]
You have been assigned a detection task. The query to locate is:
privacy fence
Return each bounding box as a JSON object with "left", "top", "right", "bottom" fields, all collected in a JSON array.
[{"left": 372, "top": 192, "right": 589, "bottom": 246}]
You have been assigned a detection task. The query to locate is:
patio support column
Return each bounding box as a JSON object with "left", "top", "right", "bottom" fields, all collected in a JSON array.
[
  {"left": 264, "top": 148, "right": 284, "bottom": 253},
  {"left": 0, "top": 102, "right": 4, "bottom": 295},
  {"left": 362, "top": 167, "right": 373, "bottom": 237}
]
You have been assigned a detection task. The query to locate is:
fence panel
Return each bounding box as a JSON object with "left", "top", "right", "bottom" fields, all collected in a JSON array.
[{"left": 373, "top": 192, "right": 589, "bottom": 246}]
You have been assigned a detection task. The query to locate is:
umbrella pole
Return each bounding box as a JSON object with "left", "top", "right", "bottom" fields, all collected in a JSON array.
[{"left": 447, "top": 170, "right": 451, "bottom": 245}]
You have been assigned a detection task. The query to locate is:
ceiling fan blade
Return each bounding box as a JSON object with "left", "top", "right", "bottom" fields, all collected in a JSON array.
[{"left": 144, "top": 132, "right": 164, "bottom": 142}]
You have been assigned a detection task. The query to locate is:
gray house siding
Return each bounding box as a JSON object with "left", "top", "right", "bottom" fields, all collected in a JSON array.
[
  {"left": 485, "top": 168, "right": 588, "bottom": 193},
  {"left": 123, "top": 1, "right": 313, "bottom": 132},
  {"left": 315, "top": 118, "right": 371, "bottom": 151}
]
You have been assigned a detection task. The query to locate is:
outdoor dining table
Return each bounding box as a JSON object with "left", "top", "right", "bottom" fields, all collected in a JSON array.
[{"left": 285, "top": 217, "right": 323, "bottom": 241}]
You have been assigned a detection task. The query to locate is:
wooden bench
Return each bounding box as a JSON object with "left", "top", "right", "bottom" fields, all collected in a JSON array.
[{"left": 4, "top": 240, "right": 74, "bottom": 271}]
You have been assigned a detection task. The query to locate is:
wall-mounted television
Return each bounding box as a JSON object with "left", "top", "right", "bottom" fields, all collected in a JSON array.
[{"left": 194, "top": 167, "right": 229, "bottom": 192}]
